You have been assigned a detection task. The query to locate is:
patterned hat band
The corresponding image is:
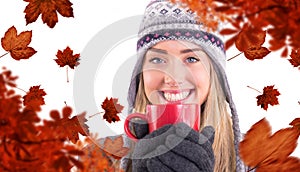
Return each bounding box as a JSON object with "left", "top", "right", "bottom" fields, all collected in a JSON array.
[{"left": 137, "top": 29, "right": 225, "bottom": 53}]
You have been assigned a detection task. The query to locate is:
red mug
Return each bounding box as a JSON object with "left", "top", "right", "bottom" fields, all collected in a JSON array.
[{"left": 124, "top": 104, "right": 200, "bottom": 141}]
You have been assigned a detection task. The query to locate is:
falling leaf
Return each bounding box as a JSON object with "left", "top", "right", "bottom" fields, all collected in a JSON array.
[
  {"left": 288, "top": 48, "right": 300, "bottom": 68},
  {"left": 244, "top": 47, "right": 271, "bottom": 60},
  {"left": 1, "top": 26, "right": 36, "bottom": 60},
  {"left": 235, "top": 25, "right": 266, "bottom": 52},
  {"left": 23, "top": 85, "right": 46, "bottom": 111},
  {"left": 54, "top": 46, "right": 80, "bottom": 69},
  {"left": 54, "top": 46, "right": 80, "bottom": 82},
  {"left": 103, "top": 136, "right": 130, "bottom": 160},
  {"left": 101, "top": 97, "right": 124, "bottom": 123},
  {"left": 23, "top": 0, "right": 74, "bottom": 28},
  {"left": 289, "top": 118, "right": 300, "bottom": 131},
  {"left": 239, "top": 118, "right": 300, "bottom": 171},
  {"left": 256, "top": 85, "right": 280, "bottom": 110},
  {"left": 43, "top": 106, "right": 89, "bottom": 143}
]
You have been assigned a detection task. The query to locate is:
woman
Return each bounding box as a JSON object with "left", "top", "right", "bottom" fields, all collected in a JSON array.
[{"left": 122, "top": 0, "right": 246, "bottom": 171}]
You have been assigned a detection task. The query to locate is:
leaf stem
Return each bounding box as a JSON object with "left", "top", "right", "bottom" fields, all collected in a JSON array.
[
  {"left": 0, "top": 52, "right": 8, "bottom": 58},
  {"left": 247, "top": 85, "right": 262, "bottom": 93},
  {"left": 227, "top": 52, "right": 243, "bottom": 61},
  {"left": 89, "top": 112, "right": 104, "bottom": 118},
  {"left": 247, "top": 167, "right": 257, "bottom": 172},
  {"left": 14, "top": 86, "right": 27, "bottom": 93},
  {"left": 66, "top": 67, "right": 69, "bottom": 83}
]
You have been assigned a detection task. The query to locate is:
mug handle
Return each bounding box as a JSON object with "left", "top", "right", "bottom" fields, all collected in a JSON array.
[{"left": 124, "top": 113, "right": 148, "bottom": 141}]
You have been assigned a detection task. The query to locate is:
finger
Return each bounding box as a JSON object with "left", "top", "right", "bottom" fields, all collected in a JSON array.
[
  {"left": 156, "top": 146, "right": 200, "bottom": 172},
  {"left": 175, "top": 122, "right": 200, "bottom": 143},
  {"left": 133, "top": 124, "right": 175, "bottom": 158},
  {"left": 132, "top": 159, "right": 148, "bottom": 172},
  {"left": 201, "top": 126, "right": 215, "bottom": 144},
  {"left": 147, "top": 157, "right": 173, "bottom": 172},
  {"left": 165, "top": 134, "right": 214, "bottom": 170}
]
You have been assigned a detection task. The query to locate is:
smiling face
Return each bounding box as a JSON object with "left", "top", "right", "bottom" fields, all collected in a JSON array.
[{"left": 142, "top": 40, "right": 211, "bottom": 105}]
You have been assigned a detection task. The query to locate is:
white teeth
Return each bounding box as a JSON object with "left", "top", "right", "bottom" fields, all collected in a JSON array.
[{"left": 163, "top": 91, "right": 190, "bottom": 102}]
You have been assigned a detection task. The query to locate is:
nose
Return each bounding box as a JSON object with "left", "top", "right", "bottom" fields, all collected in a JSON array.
[{"left": 164, "top": 60, "right": 187, "bottom": 87}]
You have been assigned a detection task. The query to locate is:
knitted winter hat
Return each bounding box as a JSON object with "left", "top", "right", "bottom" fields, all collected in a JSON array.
[{"left": 127, "top": 0, "right": 245, "bottom": 171}]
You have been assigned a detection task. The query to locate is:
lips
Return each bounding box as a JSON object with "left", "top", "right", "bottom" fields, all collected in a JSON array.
[{"left": 160, "top": 89, "right": 193, "bottom": 102}]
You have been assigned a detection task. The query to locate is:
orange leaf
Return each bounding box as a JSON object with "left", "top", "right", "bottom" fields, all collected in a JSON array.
[
  {"left": 224, "top": 35, "right": 237, "bottom": 50},
  {"left": 101, "top": 97, "right": 124, "bottom": 123},
  {"left": 240, "top": 118, "right": 299, "bottom": 170},
  {"left": 244, "top": 47, "right": 270, "bottom": 60},
  {"left": 44, "top": 106, "right": 89, "bottom": 143},
  {"left": 80, "top": 142, "right": 115, "bottom": 172},
  {"left": 235, "top": 25, "right": 266, "bottom": 52},
  {"left": 289, "top": 118, "right": 300, "bottom": 131},
  {"left": 219, "top": 28, "right": 238, "bottom": 35},
  {"left": 24, "top": 0, "right": 74, "bottom": 28},
  {"left": 257, "top": 157, "right": 300, "bottom": 172},
  {"left": 1, "top": 26, "right": 36, "bottom": 60},
  {"left": 23, "top": 85, "right": 46, "bottom": 112},
  {"left": 54, "top": 46, "right": 80, "bottom": 69},
  {"left": 281, "top": 46, "right": 288, "bottom": 58},
  {"left": 103, "top": 136, "right": 130, "bottom": 160},
  {"left": 256, "top": 85, "right": 280, "bottom": 111},
  {"left": 288, "top": 48, "right": 300, "bottom": 68}
]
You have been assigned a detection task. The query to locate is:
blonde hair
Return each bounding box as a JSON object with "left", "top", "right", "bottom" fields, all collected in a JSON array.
[{"left": 133, "top": 59, "right": 236, "bottom": 172}]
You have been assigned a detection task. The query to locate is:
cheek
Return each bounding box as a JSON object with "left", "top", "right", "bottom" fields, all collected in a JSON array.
[
  {"left": 143, "top": 70, "right": 163, "bottom": 95},
  {"left": 190, "top": 68, "right": 210, "bottom": 103}
]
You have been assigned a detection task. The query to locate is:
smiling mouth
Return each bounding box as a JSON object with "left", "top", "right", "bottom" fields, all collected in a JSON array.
[{"left": 160, "top": 89, "right": 193, "bottom": 102}]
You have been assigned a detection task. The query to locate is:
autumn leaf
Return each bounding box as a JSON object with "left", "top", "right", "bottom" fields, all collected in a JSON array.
[
  {"left": 1, "top": 26, "right": 36, "bottom": 60},
  {"left": 23, "top": 0, "right": 74, "bottom": 28},
  {"left": 236, "top": 25, "right": 266, "bottom": 52},
  {"left": 103, "top": 136, "right": 130, "bottom": 160},
  {"left": 290, "top": 118, "right": 300, "bottom": 132},
  {"left": 54, "top": 46, "right": 80, "bottom": 82},
  {"left": 0, "top": 67, "right": 18, "bottom": 97},
  {"left": 288, "top": 48, "right": 300, "bottom": 68},
  {"left": 244, "top": 47, "right": 271, "bottom": 60},
  {"left": 23, "top": 85, "right": 46, "bottom": 112},
  {"left": 239, "top": 118, "right": 300, "bottom": 171},
  {"left": 101, "top": 97, "right": 124, "bottom": 123},
  {"left": 43, "top": 106, "right": 89, "bottom": 143},
  {"left": 79, "top": 138, "right": 116, "bottom": 172},
  {"left": 234, "top": 24, "right": 270, "bottom": 60},
  {"left": 256, "top": 85, "right": 280, "bottom": 110},
  {"left": 54, "top": 46, "right": 80, "bottom": 69}
]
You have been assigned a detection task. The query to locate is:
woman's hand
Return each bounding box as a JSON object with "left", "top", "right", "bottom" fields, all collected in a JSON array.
[{"left": 131, "top": 123, "right": 215, "bottom": 172}]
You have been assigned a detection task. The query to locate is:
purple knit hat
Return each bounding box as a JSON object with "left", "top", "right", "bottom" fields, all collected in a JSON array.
[{"left": 127, "top": 0, "right": 245, "bottom": 171}]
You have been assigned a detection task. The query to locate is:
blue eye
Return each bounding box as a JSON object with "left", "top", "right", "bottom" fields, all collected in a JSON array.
[
  {"left": 186, "top": 57, "right": 199, "bottom": 63},
  {"left": 149, "top": 57, "right": 166, "bottom": 64}
]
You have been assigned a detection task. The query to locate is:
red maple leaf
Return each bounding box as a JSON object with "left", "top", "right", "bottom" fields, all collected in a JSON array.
[
  {"left": 240, "top": 118, "right": 300, "bottom": 171},
  {"left": 256, "top": 85, "right": 280, "bottom": 110},
  {"left": 1, "top": 26, "right": 36, "bottom": 60},
  {"left": 23, "top": 85, "right": 46, "bottom": 112},
  {"left": 101, "top": 97, "right": 124, "bottom": 123},
  {"left": 54, "top": 46, "right": 80, "bottom": 82},
  {"left": 288, "top": 48, "right": 300, "bottom": 68},
  {"left": 54, "top": 46, "right": 80, "bottom": 69},
  {"left": 23, "top": 0, "right": 74, "bottom": 28}
]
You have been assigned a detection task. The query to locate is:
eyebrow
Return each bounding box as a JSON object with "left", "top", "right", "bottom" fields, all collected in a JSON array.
[{"left": 148, "top": 47, "right": 204, "bottom": 54}]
